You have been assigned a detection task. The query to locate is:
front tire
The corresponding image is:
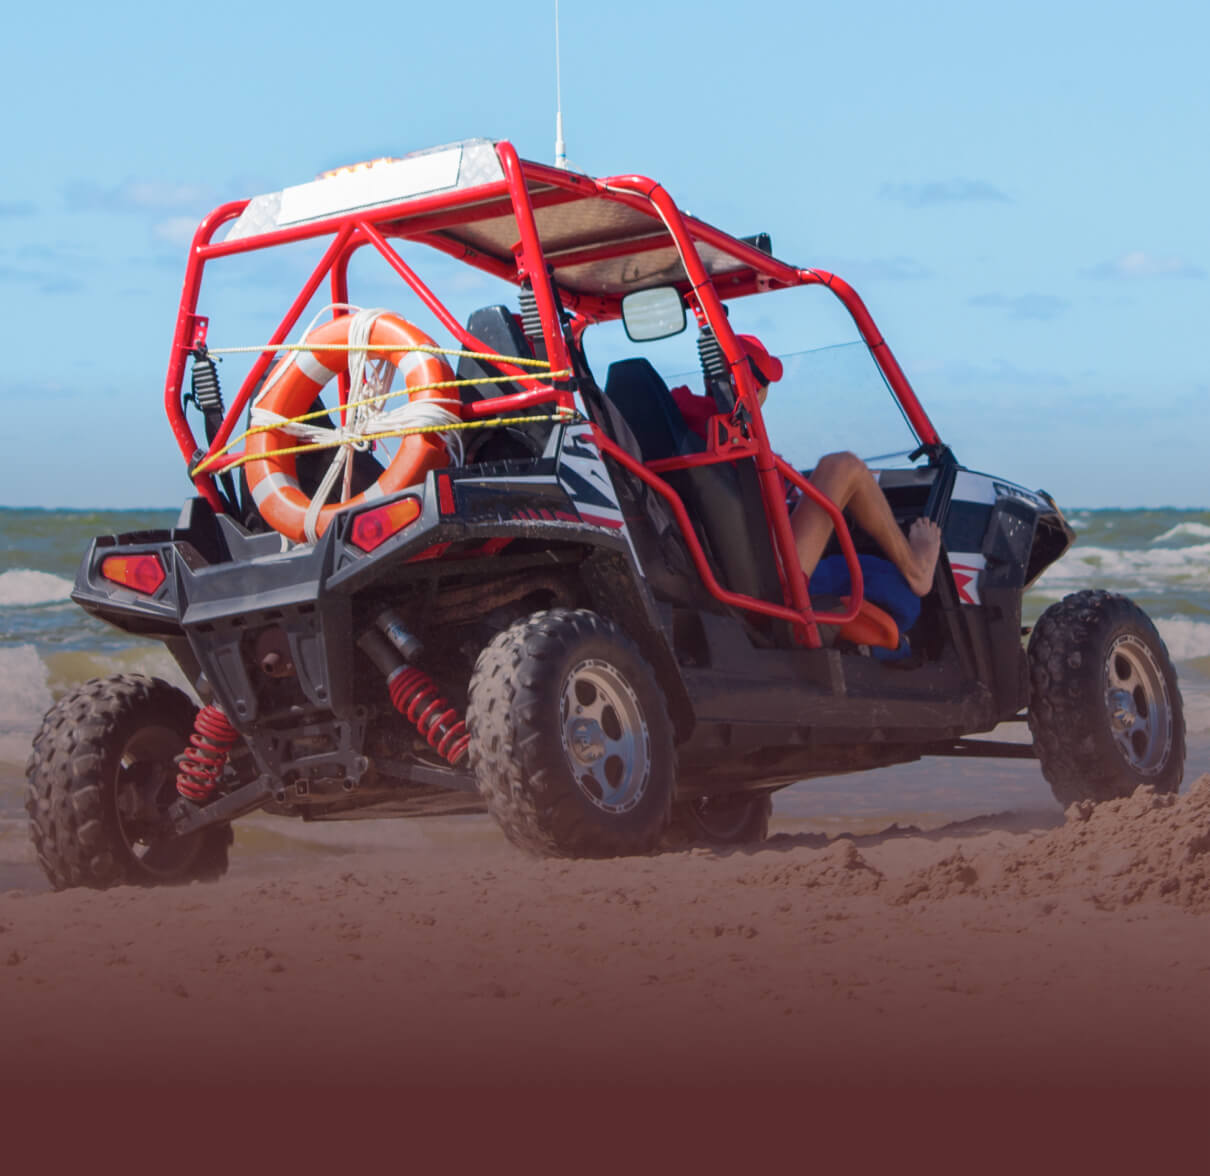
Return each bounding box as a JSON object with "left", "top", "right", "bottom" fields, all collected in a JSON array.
[
  {"left": 1028, "top": 590, "right": 1185, "bottom": 807},
  {"left": 467, "top": 609, "right": 675, "bottom": 858},
  {"left": 25, "top": 674, "right": 233, "bottom": 890}
]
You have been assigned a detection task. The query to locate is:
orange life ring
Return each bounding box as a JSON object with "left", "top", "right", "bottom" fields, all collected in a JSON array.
[{"left": 244, "top": 313, "right": 458, "bottom": 542}]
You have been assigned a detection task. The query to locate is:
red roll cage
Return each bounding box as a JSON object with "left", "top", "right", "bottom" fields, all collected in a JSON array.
[{"left": 166, "top": 138, "right": 943, "bottom": 648}]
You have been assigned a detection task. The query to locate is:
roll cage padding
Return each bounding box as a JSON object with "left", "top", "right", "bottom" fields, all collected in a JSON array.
[{"left": 602, "top": 358, "right": 784, "bottom": 612}]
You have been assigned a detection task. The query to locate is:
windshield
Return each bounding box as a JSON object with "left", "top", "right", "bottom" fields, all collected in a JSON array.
[
  {"left": 751, "top": 341, "right": 921, "bottom": 468},
  {"left": 582, "top": 285, "right": 925, "bottom": 470}
]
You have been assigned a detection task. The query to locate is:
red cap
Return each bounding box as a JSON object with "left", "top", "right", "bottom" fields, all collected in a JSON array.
[{"left": 738, "top": 334, "right": 783, "bottom": 385}]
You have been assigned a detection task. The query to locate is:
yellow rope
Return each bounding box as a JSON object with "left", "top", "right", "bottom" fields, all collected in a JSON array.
[
  {"left": 191, "top": 339, "right": 572, "bottom": 477},
  {"left": 195, "top": 410, "right": 581, "bottom": 475}
]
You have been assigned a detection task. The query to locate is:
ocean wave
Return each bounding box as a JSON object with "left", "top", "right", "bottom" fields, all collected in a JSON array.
[
  {"left": 1151, "top": 521, "right": 1210, "bottom": 545},
  {"left": 1181, "top": 691, "right": 1210, "bottom": 736},
  {"left": 0, "top": 644, "right": 195, "bottom": 768},
  {"left": 0, "top": 645, "right": 53, "bottom": 767},
  {"left": 1155, "top": 617, "right": 1210, "bottom": 663},
  {"left": 0, "top": 569, "right": 74, "bottom": 608},
  {"left": 1036, "top": 542, "right": 1210, "bottom": 593},
  {"left": 43, "top": 647, "right": 194, "bottom": 698}
]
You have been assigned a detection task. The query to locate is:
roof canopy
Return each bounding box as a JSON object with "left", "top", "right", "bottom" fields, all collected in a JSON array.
[{"left": 222, "top": 138, "right": 789, "bottom": 305}]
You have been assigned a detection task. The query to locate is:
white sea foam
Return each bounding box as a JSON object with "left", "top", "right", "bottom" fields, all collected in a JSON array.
[
  {"left": 0, "top": 569, "right": 73, "bottom": 608},
  {"left": 1151, "top": 521, "right": 1210, "bottom": 545},
  {"left": 1036, "top": 542, "right": 1210, "bottom": 593},
  {"left": 0, "top": 645, "right": 53, "bottom": 766},
  {"left": 1182, "top": 692, "right": 1210, "bottom": 736},
  {"left": 0, "top": 643, "right": 197, "bottom": 769},
  {"left": 1155, "top": 617, "right": 1210, "bottom": 663}
]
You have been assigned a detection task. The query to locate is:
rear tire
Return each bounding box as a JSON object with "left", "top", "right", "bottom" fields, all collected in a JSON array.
[
  {"left": 25, "top": 675, "right": 232, "bottom": 890},
  {"left": 667, "top": 792, "right": 772, "bottom": 848},
  {"left": 467, "top": 609, "right": 675, "bottom": 858},
  {"left": 1028, "top": 590, "right": 1184, "bottom": 807}
]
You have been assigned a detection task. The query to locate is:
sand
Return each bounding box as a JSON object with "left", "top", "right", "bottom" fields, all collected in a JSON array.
[{"left": 1, "top": 777, "right": 1207, "bottom": 1159}]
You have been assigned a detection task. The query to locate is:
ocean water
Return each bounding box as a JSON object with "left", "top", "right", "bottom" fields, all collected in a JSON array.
[{"left": 2, "top": 505, "right": 1208, "bottom": 791}]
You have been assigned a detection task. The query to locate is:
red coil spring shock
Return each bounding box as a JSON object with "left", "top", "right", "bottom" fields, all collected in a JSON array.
[
  {"left": 388, "top": 667, "right": 471, "bottom": 765},
  {"left": 176, "top": 704, "right": 239, "bottom": 802}
]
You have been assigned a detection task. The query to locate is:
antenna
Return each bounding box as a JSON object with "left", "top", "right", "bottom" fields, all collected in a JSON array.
[{"left": 554, "top": 0, "right": 567, "bottom": 169}]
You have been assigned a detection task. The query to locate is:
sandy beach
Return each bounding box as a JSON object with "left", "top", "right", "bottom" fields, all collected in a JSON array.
[
  {"left": 2, "top": 757, "right": 1207, "bottom": 1164},
  {"left": 4, "top": 507, "right": 1208, "bottom": 1156}
]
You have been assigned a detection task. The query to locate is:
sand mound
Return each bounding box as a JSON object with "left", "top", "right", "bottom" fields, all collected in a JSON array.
[
  {"left": 891, "top": 848, "right": 978, "bottom": 904},
  {"left": 982, "top": 773, "right": 1210, "bottom": 910},
  {"left": 885, "top": 775, "right": 1210, "bottom": 910},
  {"left": 735, "top": 837, "right": 886, "bottom": 897}
]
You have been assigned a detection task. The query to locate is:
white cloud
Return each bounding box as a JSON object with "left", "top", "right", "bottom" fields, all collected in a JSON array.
[
  {"left": 1082, "top": 251, "right": 1206, "bottom": 280},
  {"left": 879, "top": 179, "right": 1011, "bottom": 208},
  {"left": 968, "top": 292, "right": 1070, "bottom": 321},
  {"left": 152, "top": 216, "right": 200, "bottom": 245},
  {"left": 65, "top": 178, "right": 215, "bottom": 214}
]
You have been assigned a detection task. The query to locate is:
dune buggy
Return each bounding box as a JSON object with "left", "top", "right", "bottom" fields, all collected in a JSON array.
[{"left": 26, "top": 139, "right": 1186, "bottom": 886}]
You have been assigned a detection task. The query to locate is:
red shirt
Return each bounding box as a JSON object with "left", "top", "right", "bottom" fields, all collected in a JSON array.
[{"left": 669, "top": 384, "right": 715, "bottom": 440}]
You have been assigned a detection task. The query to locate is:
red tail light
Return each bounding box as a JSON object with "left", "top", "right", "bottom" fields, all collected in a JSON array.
[
  {"left": 350, "top": 497, "right": 421, "bottom": 552},
  {"left": 100, "top": 554, "right": 166, "bottom": 595}
]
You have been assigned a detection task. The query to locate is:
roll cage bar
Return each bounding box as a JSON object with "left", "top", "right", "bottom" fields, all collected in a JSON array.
[{"left": 165, "top": 139, "right": 946, "bottom": 648}]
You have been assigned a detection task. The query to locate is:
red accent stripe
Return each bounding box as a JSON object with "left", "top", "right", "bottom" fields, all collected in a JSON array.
[
  {"left": 407, "top": 543, "right": 451, "bottom": 562},
  {"left": 579, "top": 512, "right": 624, "bottom": 529},
  {"left": 437, "top": 474, "right": 455, "bottom": 515}
]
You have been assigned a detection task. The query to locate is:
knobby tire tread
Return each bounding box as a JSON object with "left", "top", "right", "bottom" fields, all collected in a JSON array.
[
  {"left": 467, "top": 609, "right": 674, "bottom": 858},
  {"left": 25, "top": 674, "right": 232, "bottom": 890},
  {"left": 1027, "top": 590, "right": 1184, "bottom": 807}
]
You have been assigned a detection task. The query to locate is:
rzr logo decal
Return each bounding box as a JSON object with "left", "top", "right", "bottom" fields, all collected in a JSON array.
[
  {"left": 560, "top": 432, "right": 599, "bottom": 461},
  {"left": 556, "top": 427, "right": 628, "bottom": 536},
  {"left": 556, "top": 464, "right": 616, "bottom": 510}
]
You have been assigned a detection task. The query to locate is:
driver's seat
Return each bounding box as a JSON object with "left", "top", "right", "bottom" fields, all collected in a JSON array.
[{"left": 602, "top": 358, "right": 784, "bottom": 610}]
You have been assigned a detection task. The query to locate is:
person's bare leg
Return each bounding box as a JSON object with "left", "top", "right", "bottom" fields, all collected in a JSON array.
[{"left": 790, "top": 451, "right": 942, "bottom": 596}]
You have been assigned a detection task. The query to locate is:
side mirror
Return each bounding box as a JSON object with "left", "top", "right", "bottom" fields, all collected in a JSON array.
[{"left": 621, "top": 287, "right": 687, "bottom": 342}]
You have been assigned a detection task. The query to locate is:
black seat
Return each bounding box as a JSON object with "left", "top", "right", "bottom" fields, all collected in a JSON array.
[
  {"left": 602, "top": 359, "right": 784, "bottom": 611},
  {"left": 456, "top": 306, "right": 549, "bottom": 462}
]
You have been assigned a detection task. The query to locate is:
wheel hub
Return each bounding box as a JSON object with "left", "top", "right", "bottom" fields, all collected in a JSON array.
[
  {"left": 559, "top": 658, "right": 651, "bottom": 815},
  {"left": 1104, "top": 635, "right": 1172, "bottom": 774},
  {"left": 567, "top": 717, "right": 606, "bottom": 765},
  {"left": 1107, "top": 688, "right": 1138, "bottom": 734}
]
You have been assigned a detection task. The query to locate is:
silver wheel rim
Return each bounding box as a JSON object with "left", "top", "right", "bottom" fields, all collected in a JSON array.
[
  {"left": 1104, "top": 635, "right": 1172, "bottom": 775},
  {"left": 559, "top": 659, "right": 650, "bottom": 814}
]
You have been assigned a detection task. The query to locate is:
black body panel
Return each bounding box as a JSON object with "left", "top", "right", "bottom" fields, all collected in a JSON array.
[{"left": 69, "top": 428, "right": 1077, "bottom": 816}]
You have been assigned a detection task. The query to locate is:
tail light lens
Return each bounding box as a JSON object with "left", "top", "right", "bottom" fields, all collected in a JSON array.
[
  {"left": 350, "top": 497, "right": 421, "bottom": 553},
  {"left": 100, "top": 554, "right": 166, "bottom": 595}
]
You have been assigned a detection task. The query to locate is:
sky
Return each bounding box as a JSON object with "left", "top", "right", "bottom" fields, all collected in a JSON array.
[{"left": 0, "top": 0, "right": 1206, "bottom": 509}]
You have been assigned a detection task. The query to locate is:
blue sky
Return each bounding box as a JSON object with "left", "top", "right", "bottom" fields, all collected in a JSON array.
[{"left": 1, "top": 0, "right": 1206, "bottom": 509}]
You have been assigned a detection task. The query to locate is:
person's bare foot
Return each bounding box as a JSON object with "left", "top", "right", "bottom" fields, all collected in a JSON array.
[{"left": 905, "top": 518, "right": 942, "bottom": 595}]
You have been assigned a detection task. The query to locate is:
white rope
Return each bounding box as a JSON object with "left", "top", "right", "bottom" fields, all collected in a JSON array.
[
  {"left": 250, "top": 305, "right": 464, "bottom": 544},
  {"left": 250, "top": 303, "right": 361, "bottom": 412}
]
